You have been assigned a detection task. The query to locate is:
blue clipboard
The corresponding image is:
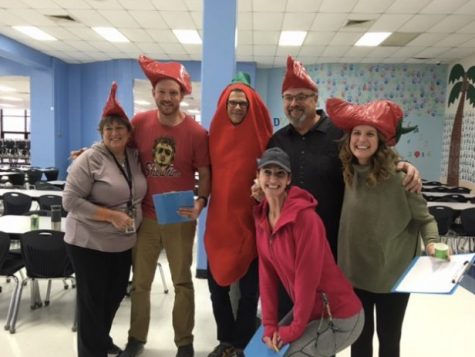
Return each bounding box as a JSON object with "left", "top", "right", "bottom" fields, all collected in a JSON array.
[
  {"left": 152, "top": 190, "right": 194, "bottom": 225},
  {"left": 244, "top": 325, "right": 289, "bottom": 357}
]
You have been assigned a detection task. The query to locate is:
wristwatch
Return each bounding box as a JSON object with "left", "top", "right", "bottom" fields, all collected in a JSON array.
[{"left": 197, "top": 195, "right": 208, "bottom": 207}]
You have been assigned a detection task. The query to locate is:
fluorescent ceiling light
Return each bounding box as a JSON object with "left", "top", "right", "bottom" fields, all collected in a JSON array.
[
  {"left": 134, "top": 99, "right": 151, "bottom": 106},
  {"left": 0, "top": 85, "right": 15, "bottom": 92},
  {"left": 93, "top": 27, "right": 129, "bottom": 43},
  {"left": 180, "top": 101, "right": 190, "bottom": 107},
  {"left": 279, "top": 31, "right": 307, "bottom": 46},
  {"left": 188, "top": 109, "right": 201, "bottom": 115},
  {"left": 13, "top": 26, "right": 57, "bottom": 41},
  {"left": 173, "top": 29, "right": 202, "bottom": 45},
  {"left": 355, "top": 32, "right": 391, "bottom": 47},
  {"left": 0, "top": 96, "right": 22, "bottom": 102}
]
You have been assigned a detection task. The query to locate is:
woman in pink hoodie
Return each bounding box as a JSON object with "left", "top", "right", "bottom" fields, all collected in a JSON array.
[{"left": 254, "top": 147, "right": 363, "bottom": 356}]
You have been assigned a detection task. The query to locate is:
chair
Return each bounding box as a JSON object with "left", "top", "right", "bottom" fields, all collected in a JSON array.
[
  {"left": 25, "top": 169, "right": 43, "bottom": 185},
  {"left": 7, "top": 172, "right": 26, "bottom": 187},
  {"left": 449, "top": 186, "right": 471, "bottom": 194},
  {"left": 430, "top": 186, "right": 452, "bottom": 193},
  {"left": 434, "top": 194, "right": 468, "bottom": 203},
  {"left": 8, "top": 230, "right": 76, "bottom": 333},
  {"left": 44, "top": 167, "right": 59, "bottom": 181},
  {"left": 425, "top": 181, "right": 443, "bottom": 186},
  {"left": 0, "top": 231, "right": 25, "bottom": 332},
  {"left": 2, "top": 192, "right": 32, "bottom": 215},
  {"left": 38, "top": 194, "right": 67, "bottom": 216},
  {"left": 452, "top": 208, "right": 475, "bottom": 253},
  {"left": 428, "top": 205, "right": 455, "bottom": 236}
]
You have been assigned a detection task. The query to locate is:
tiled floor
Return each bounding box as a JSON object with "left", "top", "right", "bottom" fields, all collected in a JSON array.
[{"left": 1, "top": 251, "right": 474, "bottom": 357}]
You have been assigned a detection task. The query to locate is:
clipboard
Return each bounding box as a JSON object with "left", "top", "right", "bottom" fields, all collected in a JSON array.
[
  {"left": 392, "top": 253, "right": 475, "bottom": 294},
  {"left": 244, "top": 325, "right": 289, "bottom": 357},
  {"left": 152, "top": 190, "right": 194, "bottom": 225}
]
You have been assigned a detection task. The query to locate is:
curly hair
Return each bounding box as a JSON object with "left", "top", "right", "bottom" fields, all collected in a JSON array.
[{"left": 339, "top": 130, "right": 399, "bottom": 187}]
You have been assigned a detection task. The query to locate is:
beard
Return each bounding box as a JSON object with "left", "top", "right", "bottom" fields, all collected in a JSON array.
[
  {"left": 156, "top": 100, "right": 180, "bottom": 117},
  {"left": 287, "top": 112, "right": 307, "bottom": 129}
]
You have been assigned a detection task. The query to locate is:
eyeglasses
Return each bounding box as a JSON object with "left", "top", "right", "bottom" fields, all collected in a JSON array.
[
  {"left": 227, "top": 100, "right": 249, "bottom": 108},
  {"left": 262, "top": 168, "right": 288, "bottom": 179},
  {"left": 282, "top": 93, "right": 315, "bottom": 103}
]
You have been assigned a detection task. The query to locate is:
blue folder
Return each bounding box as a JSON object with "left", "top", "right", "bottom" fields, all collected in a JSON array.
[
  {"left": 152, "top": 190, "right": 194, "bottom": 225},
  {"left": 244, "top": 325, "right": 289, "bottom": 357}
]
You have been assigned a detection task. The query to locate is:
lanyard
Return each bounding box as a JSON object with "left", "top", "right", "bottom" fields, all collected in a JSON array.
[{"left": 107, "top": 148, "right": 134, "bottom": 213}]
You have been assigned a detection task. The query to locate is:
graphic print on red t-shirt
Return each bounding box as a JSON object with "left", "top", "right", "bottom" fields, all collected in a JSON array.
[{"left": 144, "top": 136, "right": 181, "bottom": 177}]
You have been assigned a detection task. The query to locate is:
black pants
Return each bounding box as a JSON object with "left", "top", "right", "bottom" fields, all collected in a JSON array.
[
  {"left": 207, "top": 259, "right": 259, "bottom": 349},
  {"left": 351, "top": 288, "right": 410, "bottom": 357},
  {"left": 66, "top": 243, "right": 131, "bottom": 357}
]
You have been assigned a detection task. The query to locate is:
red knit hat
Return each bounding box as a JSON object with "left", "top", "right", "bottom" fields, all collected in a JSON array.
[
  {"left": 281, "top": 56, "right": 318, "bottom": 93},
  {"left": 326, "top": 97, "right": 404, "bottom": 146},
  {"left": 102, "top": 82, "right": 128, "bottom": 120},
  {"left": 138, "top": 55, "right": 192, "bottom": 94}
]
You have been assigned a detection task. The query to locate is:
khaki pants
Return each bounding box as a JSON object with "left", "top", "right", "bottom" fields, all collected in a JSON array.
[{"left": 128, "top": 217, "right": 196, "bottom": 347}]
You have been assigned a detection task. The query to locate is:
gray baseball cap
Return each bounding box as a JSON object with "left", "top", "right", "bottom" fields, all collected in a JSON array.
[{"left": 257, "top": 147, "right": 291, "bottom": 173}]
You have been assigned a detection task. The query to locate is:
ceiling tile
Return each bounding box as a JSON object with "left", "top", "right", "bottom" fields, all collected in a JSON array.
[
  {"left": 160, "top": 42, "right": 187, "bottom": 54},
  {"left": 190, "top": 12, "right": 202, "bottom": 28},
  {"left": 184, "top": 0, "right": 202, "bottom": 12},
  {"left": 84, "top": 0, "right": 122, "bottom": 10},
  {"left": 136, "top": 42, "right": 164, "bottom": 54},
  {"left": 150, "top": 0, "right": 188, "bottom": 11},
  {"left": 322, "top": 45, "right": 351, "bottom": 57},
  {"left": 121, "top": 28, "right": 154, "bottom": 42},
  {"left": 390, "top": 46, "right": 427, "bottom": 57},
  {"left": 454, "top": 1, "right": 475, "bottom": 15},
  {"left": 253, "top": 12, "right": 284, "bottom": 31},
  {"left": 330, "top": 31, "right": 364, "bottom": 45},
  {"left": 298, "top": 45, "right": 326, "bottom": 57},
  {"left": 344, "top": 46, "right": 373, "bottom": 57},
  {"left": 398, "top": 14, "right": 444, "bottom": 32},
  {"left": 406, "top": 33, "right": 442, "bottom": 46},
  {"left": 253, "top": 45, "right": 276, "bottom": 56},
  {"left": 51, "top": 0, "right": 92, "bottom": 10},
  {"left": 352, "top": 0, "right": 394, "bottom": 14},
  {"left": 305, "top": 31, "right": 336, "bottom": 46},
  {"left": 99, "top": 10, "right": 140, "bottom": 27},
  {"left": 369, "top": 14, "right": 413, "bottom": 31},
  {"left": 129, "top": 10, "right": 168, "bottom": 29},
  {"left": 435, "top": 33, "right": 475, "bottom": 47},
  {"left": 310, "top": 13, "right": 350, "bottom": 31},
  {"left": 146, "top": 29, "right": 177, "bottom": 42},
  {"left": 457, "top": 20, "right": 475, "bottom": 33},
  {"left": 415, "top": 46, "right": 452, "bottom": 57},
  {"left": 237, "top": 30, "right": 253, "bottom": 45},
  {"left": 253, "top": 0, "right": 286, "bottom": 12},
  {"left": 236, "top": 44, "right": 253, "bottom": 56},
  {"left": 237, "top": 0, "right": 252, "bottom": 12},
  {"left": 17, "top": 0, "right": 61, "bottom": 9},
  {"left": 319, "top": 0, "right": 358, "bottom": 13},
  {"left": 160, "top": 11, "right": 195, "bottom": 29},
  {"left": 369, "top": 46, "right": 403, "bottom": 57},
  {"left": 66, "top": 9, "right": 109, "bottom": 27},
  {"left": 118, "top": 0, "right": 155, "bottom": 10},
  {"left": 427, "top": 15, "right": 474, "bottom": 33},
  {"left": 253, "top": 31, "right": 280, "bottom": 45},
  {"left": 420, "top": 0, "right": 469, "bottom": 14},
  {"left": 275, "top": 46, "right": 301, "bottom": 57},
  {"left": 285, "top": 0, "right": 322, "bottom": 12},
  {"left": 237, "top": 12, "right": 253, "bottom": 30},
  {"left": 282, "top": 12, "right": 317, "bottom": 30},
  {"left": 386, "top": 0, "right": 431, "bottom": 14}
]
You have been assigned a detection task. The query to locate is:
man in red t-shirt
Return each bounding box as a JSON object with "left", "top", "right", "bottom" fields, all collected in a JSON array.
[{"left": 122, "top": 55, "right": 210, "bottom": 357}]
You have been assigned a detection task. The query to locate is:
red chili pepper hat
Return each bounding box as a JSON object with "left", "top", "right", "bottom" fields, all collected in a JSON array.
[
  {"left": 281, "top": 56, "right": 318, "bottom": 93},
  {"left": 102, "top": 82, "right": 128, "bottom": 120},
  {"left": 138, "top": 54, "right": 192, "bottom": 94},
  {"left": 326, "top": 97, "right": 407, "bottom": 146}
]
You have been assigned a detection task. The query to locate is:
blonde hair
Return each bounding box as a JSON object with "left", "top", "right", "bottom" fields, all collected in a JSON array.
[{"left": 339, "top": 130, "right": 399, "bottom": 187}]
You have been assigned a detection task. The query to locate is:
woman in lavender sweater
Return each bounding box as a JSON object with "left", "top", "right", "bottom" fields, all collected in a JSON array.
[{"left": 63, "top": 83, "right": 146, "bottom": 357}]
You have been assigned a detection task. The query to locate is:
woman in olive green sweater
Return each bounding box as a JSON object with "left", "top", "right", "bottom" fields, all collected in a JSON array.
[{"left": 326, "top": 97, "right": 441, "bottom": 357}]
